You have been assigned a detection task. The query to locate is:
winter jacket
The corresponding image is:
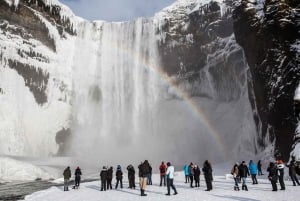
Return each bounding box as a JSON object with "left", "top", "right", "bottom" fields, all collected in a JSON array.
[
  {"left": 231, "top": 165, "right": 239, "bottom": 178},
  {"left": 239, "top": 165, "right": 250, "bottom": 177},
  {"left": 184, "top": 165, "right": 189, "bottom": 176},
  {"left": 189, "top": 165, "right": 195, "bottom": 176},
  {"left": 166, "top": 165, "right": 175, "bottom": 179},
  {"left": 75, "top": 168, "right": 82, "bottom": 180},
  {"left": 194, "top": 166, "right": 201, "bottom": 178},
  {"left": 159, "top": 163, "right": 166, "bottom": 176},
  {"left": 267, "top": 162, "right": 278, "bottom": 182},
  {"left": 138, "top": 160, "right": 150, "bottom": 177},
  {"left": 288, "top": 160, "right": 297, "bottom": 176},
  {"left": 63, "top": 167, "right": 71, "bottom": 180},
  {"left": 249, "top": 161, "right": 258, "bottom": 174},
  {"left": 202, "top": 162, "right": 213, "bottom": 180},
  {"left": 116, "top": 166, "right": 123, "bottom": 180},
  {"left": 107, "top": 167, "right": 113, "bottom": 180},
  {"left": 127, "top": 165, "right": 135, "bottom": 177},
  {"left": 100, "top": 168, "right": 108, "bottom": 181}
]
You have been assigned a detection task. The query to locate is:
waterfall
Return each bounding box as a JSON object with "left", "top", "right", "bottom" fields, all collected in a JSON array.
[{"left": 70, "top": 19, "right": 165, "bottom": 164}]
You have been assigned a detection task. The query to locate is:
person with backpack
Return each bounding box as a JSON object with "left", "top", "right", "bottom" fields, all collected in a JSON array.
[
  {"left": 63, "top": 166, "right": 71, "bottom": 191},
  {"left": 74, "top": 166, "right": 82, "bottom": 189},
  {"left": 249, "top": 160, "right": 258, "bottom": 184},
  {"left": 127, "top": 164, "right": 136, "bottom": 189},
  {"left": 165, "top": 162, "right": 178, "bottom": 196},
  {"left": 115, "top": 165, "right": 123, "bottom": 189},
  {"left": 159, "top": 161, "right": 167, "bottom": 186},
  {"left": 100, "top": 166, "right": 108, "bottom": 191}
]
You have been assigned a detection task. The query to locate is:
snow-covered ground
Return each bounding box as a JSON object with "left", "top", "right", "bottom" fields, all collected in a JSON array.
[{"left": 22, "top": 171, "right": 300, "bottom": 201}]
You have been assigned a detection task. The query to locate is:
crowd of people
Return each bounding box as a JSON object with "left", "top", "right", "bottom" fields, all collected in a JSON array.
[{"left": 62, "top": 157, "right": 300, "bottom": 196}]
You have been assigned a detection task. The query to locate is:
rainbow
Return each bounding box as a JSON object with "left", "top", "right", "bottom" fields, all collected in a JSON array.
[{"left": 97, "top": 24, "right": 230, "bottom": 161}]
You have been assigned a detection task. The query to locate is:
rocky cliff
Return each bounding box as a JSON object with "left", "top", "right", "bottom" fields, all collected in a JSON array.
[{"left": 232, "top": 0, "right": 300, "bottom": 160}]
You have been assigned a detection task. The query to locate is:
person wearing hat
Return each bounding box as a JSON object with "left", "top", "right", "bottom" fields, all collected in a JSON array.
[
  {"left": 115, "top": 165, "right": 123, "bottom": 189},
  {"left": 74, "top": 166, "right": 82, "bottom": 189},
  {"left": 166, "top": 162, "right": 178, "bottom": 195},
  {"left": 63, "top": 166, "right": 71, "bottom": 191},
  {"left": 100, "top": 166, "right": 108, "bottom": 191}
]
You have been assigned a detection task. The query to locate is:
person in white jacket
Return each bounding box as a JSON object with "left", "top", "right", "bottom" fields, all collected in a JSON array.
[{"left": 166, "top": 162, "right": 178, "bottom": 196}]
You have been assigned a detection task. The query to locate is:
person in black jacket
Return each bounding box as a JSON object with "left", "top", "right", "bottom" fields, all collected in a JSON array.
[
  {"left": 107, "top": 166, "right": 113, "bottom": 190},
  {"left": 74, "top": 166, "right": 82, "bottom": 189},
  {"left": 239, "top": 161, "right": 250, "bottom": 191},
  {"left": 138, "top": 160, "right": 150, "bottom": 196},
  {"left": 194, "top": 165, "right": 201, "bottom": 187},
  {"left": 267, "top": 162, "right": 278, "bottom": 191},
  {"left": 100, "top": 166, "right": 108, "bottom": 191},
  {"left": 257, "top": 160, "right": 264, "bottom": 175},
  {"left": 202, "top": 160, "right": 213, "bottom": 191},
  {"left": 127, "top": 164, "right": 136, "bottom": 189},
  {"left": 115, "top": 165, "right": 123, "bottom": 189}
]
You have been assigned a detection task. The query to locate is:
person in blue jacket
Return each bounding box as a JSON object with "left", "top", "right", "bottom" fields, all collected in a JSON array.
[
  {"left": 249, "top": 160, "right": 258, "bottom": 184},
  {"left": 183, "top": 164, "right": 189, "bottom": 183}
]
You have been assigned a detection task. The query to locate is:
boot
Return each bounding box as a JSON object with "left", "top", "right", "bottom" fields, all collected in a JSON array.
[
  {"left": 237, "top": 186, "right": 240, "bottom": 191},
  {"left": 242, "top": 185, "right": 245, "bottom": 190},
  {"left": 245, "top": 185, "right": 248, "bottom": 191},
  {"left": 141, "top": 189, "right": 147, "bottom": 196}
]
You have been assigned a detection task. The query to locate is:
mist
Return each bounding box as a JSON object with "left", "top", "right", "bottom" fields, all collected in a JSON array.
[{"left": 64, "top": 18, "right": 257, "bottom": 171}]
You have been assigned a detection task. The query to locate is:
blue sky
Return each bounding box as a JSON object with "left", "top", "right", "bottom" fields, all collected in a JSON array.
[{"left": 60, "top": 0, "right": 176, "bottom": 21}]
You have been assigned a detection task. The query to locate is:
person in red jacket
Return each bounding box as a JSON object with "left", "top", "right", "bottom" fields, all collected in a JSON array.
[{"left": 159, "top": 161, "right": 167, "bottom": 186}]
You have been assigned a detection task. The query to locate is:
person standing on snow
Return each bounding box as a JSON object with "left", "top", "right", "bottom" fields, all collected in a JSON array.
[
  {"left": 107, "top": 166, "right": 113, "bottom": 190},
  {"left": 74, "top": 166, "right": 82, "bottom": 189},
  {"left": 165, "top": 162, "right": 178, "bottom": 196},
  {"left": 257, "top": 160, "right": 264, "bottom": 175},
  {"left": 194, "top": 165, "right": 201, "bottom": 187},
  {"left": 100, "top": 166, "right": 108, "bottom": 191},
  {"left": 159, "top": 161, "right": 167, "bottom": 186},
  {"left": 277, "top": 160, "right": 285, "bottom": 190},
  {"left": 249, "top": 160, "right": 258, "bottom": 184},
  {"left": 138, "top": 160, "right": 150, "bottom": 196},
  {"left": 239, "top": 161, "right": 250, "bottom": 191},
  {"left": 231, "top": 163, "right": 240, "bottom": 191},
  {"left": 127, "top": 164, "right": 136, "bottom": 189},
  {"left": 188, "top": 162, "right": 195, "bottom": 188},
  {"left": 287, "top": 156, "right": 300, "bottom": 186},
  {"left": 147, "top": 163, "right": 152, "bottom": 185},
  {"left": 267, "top": 162, "right": 278, "bottom": 191},
  {"left": 202, "top": 160, "right": 213, "bottom": 191},
  {"left": 183, "top": 164, "right": 189, "bottom": 183},
  {"left": 63, "top": 166, "right": 71, "bottom": 191},
  {"left": 115, "top": 165, "right": 123, "bottom": 189}
]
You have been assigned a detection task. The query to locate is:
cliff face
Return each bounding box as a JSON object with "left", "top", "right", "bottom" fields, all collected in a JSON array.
[{"left": 232, "top": 0, "right": 300, "bottom": 160}]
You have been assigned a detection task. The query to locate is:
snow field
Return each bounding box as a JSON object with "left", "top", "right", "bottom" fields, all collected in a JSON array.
[{"left": 22, "top": 171, "right": 300, "bottom": 201}]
